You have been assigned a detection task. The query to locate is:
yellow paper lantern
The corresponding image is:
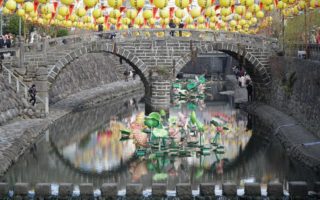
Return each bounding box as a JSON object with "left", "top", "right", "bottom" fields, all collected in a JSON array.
[
  {"left": 24, "top": 2, "right": 33, "bottom": 13},
  {"left": 96, "top": 16, "right": 104, "bottom": 24},
  {"left": 15, "top": 0, "right": 24, "bottom": 4},
  {"left": 148, "top": 18, "right": 156, "bottom": 25},
  {"left": 256, "top": 10, "right": 264, "bottom": 18},
  {"left": 110, "top": 9, "right": 121, "bottom": 18},
  {"left": 190, "top": 7, "right": 201, "bottom": 18},
  {"left": 204, "top": 7, "right": 215, "bottom": 17},
  {"left": 76, "top": 7, "right": 86, "bottom": 17},
  {"left": 310, "top": 0, "right": 318, "bottom": 8},
  {"left": 186, "top": 24, "right": 195, "bottom": 29},
  {"left": 173, "top": 17, "right": 181, "bottom": 25},
  {"left": 121, "top": 17, "right": 131, "bottom": 25},
  {"left": 135, "top": 16, "right": 144, "bottom": 25},
  {"left": 130, "top": 0, "right": 144, "bottom": 9},
  {"left": 93, "top": 9, "right": 102, "bottom": 18},
  {"left": 197, "top": 16, "right": 205, "bottom": 23},
  {"left": 61, "top": 0, "right": 74, "bottom": 6},
  {"left": 17, "top": 9, "right": 25, "bottom": 17},
  {"left": 221, "top": 7, "right": 231, "bottom": 16},
  {"left": 40, "top": 5, "right": 52, "bottom": 14},
  {"left": 234, "top": 14, "right": 241, "bottom": 20},
  {"left": 69, "top": 14, "right": 78, "bottom": 22},
  {"left": 235, "top": 6, "right": 246, "bottom": 15},
  {"left": 83, "top": 0, "right": 98, "bottom": 9},
  {"left": 160, "top": 18, "right": 169, "bottom": 25},
  {"left": 126, "top": 9, "right": 137, "bottom": 19},
  {"left": 44, "top": 13, "right": 52, "bottom": 20},
  {"left": 245, "top": 12, "right": 252, "bottom": 20},
  {"left": 198, "top": 23, "right": 206, "bottom": 29},
  {"left": 175, "top": 0, "right": 190, "bottom": 9},
  {"left": 288, "top": 0, "right": 295, "bottom": 4},
  {"left": 109, "top": 17, "right": 117, "bottom": 24},
  {"left": 5, "top": 0, "right": 16, "bottom": 11},
  {"left": 197, "top": 0, "right": 212, "bottom": 8},
  {"left": 251, "top": 17, "right": 257, "bottom": 24},
  {"left": 108, "top": 0, "right": 123, "bottom": 9},
  {"left": 230, "top": 20, "right": 237, "bottom": 27},
  {"left": 249, "top": 4, "right": 259, "bottom": 13},
  {"left": 209, "top": 16, "right": 217, "bottom": 22},
  {"left": 143, "top": 10, "right": 152, "bottom": 19},
  {"left": 175, "top": 8, "right": 185, "bottom": 18},
  {"left": 83, "top": 16, "right": 91, "bottom": 23},
  {"left": 58, "top": 6, "right": 69, "bottom": 17},
  {"left": 262, "top": 0, "right": 273, "bottom": 5},
  {"left": 185, "top": 16, "right": 193, "bottom": 24},
  {"left": 56, "top": 14, "right": 64, "bottom": 21},
  {"left": 38, "top": 0, "right": 49, "bottom": 4},
  {"left": 239, "top": 19, "right": 246, "bottom": 26},
  {"left": 298, "top": 1, "right": 306, "bottom": 9},
  {"left": 220, "top": 0, "right": 231, "bottom": 7},
  {"left": 160, "top": 9, "right": 169, "bottom": 18},
  {"left": 154, "top": 0, "right": 168, "bottom": 9}
]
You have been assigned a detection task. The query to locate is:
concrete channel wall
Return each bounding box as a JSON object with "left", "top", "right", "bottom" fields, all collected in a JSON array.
[
  {"left": 267, "top": 56, "right": 320, "bottom": 137},
  {"left": 0, "top": 181, "right": 319, "bottom": 199}
]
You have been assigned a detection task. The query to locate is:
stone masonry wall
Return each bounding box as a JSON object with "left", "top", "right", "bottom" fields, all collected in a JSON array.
[
  {"left": 49, "top": 53, "right": 125, "bottom": 104},
  {"left": 267, "top": 56, "right": 320, "bottom": 137},
  {"left": 0, "top": 74, "right": 28, "bottom": 125}
]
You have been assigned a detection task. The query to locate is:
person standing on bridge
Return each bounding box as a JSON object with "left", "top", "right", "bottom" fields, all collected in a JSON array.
[
  {"left": 28, "top": 84, "right": 37, "bottom": 106},
  {"left": 169, "top": 19, "right": 176, "bottom": 36},
  {"left": 246, "top": 79, "right": 253, "bottom": 102}
]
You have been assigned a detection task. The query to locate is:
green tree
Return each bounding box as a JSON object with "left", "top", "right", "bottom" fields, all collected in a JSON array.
[
  {"left": 56, "top": 28, "right": 69, "bottom": 37},
  {"left": 4, "top": 14, "right": 24, "bottom": 36}
]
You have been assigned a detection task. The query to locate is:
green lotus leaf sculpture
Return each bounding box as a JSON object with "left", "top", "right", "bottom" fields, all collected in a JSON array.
[
  {"left": 190, "top": 111, "right": 197, "bottom": 124},
  {"left": 144, "top": 118, "right": 159, "bottom": 128},
  {"left": 148, "top": 112, "right": 161, "bottom": 122},
  {"left": 186, "top": 82, "right": 198, "bottom": 91},
  {"left": 153, "top": 173, "right": 168, "bottom": 181},
  {"left": 152, "top": 128, "right": 169, "bottom": 138},
  {"left": 159, "top": 109, "right": 166, "bottom": 117}
]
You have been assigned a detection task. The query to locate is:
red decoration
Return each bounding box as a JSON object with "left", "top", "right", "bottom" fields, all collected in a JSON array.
[
  {"left": 274, "top": 0, "right": 278, "bottom": 6},
  {"left": 144, "top": 19, "right": 147, "bottom": 25},
  {"left": 169, "top": 7, "right": 175, "bottom": 19},
  {"left": 189, "top": 0, "right": 192, "bottom": 3},
  {"left": 259, "top": 2, "right": 263, "bottom": 10},
  {"left": 53, "top": 2, "right": 59, "bottom": 12},
  {"left": 0, "top": 0, "right": 3, "bottom": 6},
  {"left": 231, "top": 5, "right": 235, "bottom": 13},
  {"left": 101, "top": 5, "right": 107, "bottom": 10},
  {"left": 69, "top": 4, "right": 74, "bottom": 15},
  {"left": 66, "top": 14, "right": 70, "bottom": 20},
  {"left": 150, "top": 0, "right": 154, "bottom": 3},
  {"left": 104, "top": 15, "right": 109, "bottom": 23},
  {"left": 152, "top": 7, "right": 158, "bottom": 17},
  {"left": 117, "top": 16, "right": 121, "bottom": 23},
  {"left": 137, "top": 7, "right": 142, "bottom": 14},
  {"left": 211, "top": 0, "right": 215, "bottom": 3},
  {"left": 215, "top": 5, "right": 220, "bottom": 10},
  {"left": 120, "top": 6, "right": 126, "bottom": 13},
  {"left": 33, "top": 0, "right": 40, "bottom": 12}
]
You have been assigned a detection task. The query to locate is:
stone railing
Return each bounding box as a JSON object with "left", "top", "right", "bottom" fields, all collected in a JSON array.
[
  {"left": 0, "top": 181, "right": 318, "bottom": 199},
  {"left": 19, "top": 29, "right": 279, "bottom": 53},
  {"left": 285, "top": 43, "right": 320, "bottom": 60},
  {"left": 0, "top": 64, "right": 48, "bottom": 114}
]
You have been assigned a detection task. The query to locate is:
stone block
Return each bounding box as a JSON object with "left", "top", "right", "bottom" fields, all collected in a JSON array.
[
  {"left": 101, "top": 183, "right": 117, "bottom": 199},
  {"left": 0, "top": 183, "right": 9, "bottom": 197},
  {"left": 79, "top": 183, "right": 94, "bottom": 199},
  {"left": 152, "top": 183, "right": 166, "bottom": 198},
  {"left": 35, "top": 183, "right": 51, "bottom": 198},
  {"left": 200, "top": 183, "right": 215, "bottom": 197},
  {"left": 58, "top": 183, "right": 73, "bottom": 198},
  {"left": 288, "top": 181, "right": 308, "bottom": 198},
  {"left": 314, "top": 182, "right": 320, "bottom": 193},
  {"left": 222, "top": 182, "right": 237, "bottom": 197},
  {"left": 244, "top": 182, "right": 261, "bottom": 196},
  {"left": 176, "top": 183, "right": 192, "bottom": 200},
  {"left": 267, "top": 182, "right": 283, "bottom": 198},
  {"left": 14, "top": 183, "right": 29, "bottom": 196},
  {"left": 126, "top": 184, "right": 143, "bottom": 198}
]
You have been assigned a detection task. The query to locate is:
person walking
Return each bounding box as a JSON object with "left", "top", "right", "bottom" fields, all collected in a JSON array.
[
  {"left": 0, "top": 36, "right": 4, "bottom": 48},
  {"left": 28, "top": 84, "right": 37, "bottom": 106},
  {"left": 316, "top": 28, "right": 320, "bottom": 44},
  {"left": 246, "top": 80, "right": 253, "bottom": 102},
  {"left": 169, "top": 19, "right": 176, "bottom": 36},
  {"left": 124, "top": 69, "right": 129, "bottom": 82},
  {"left": 110, "top": 24, "right": 116, "bottom": 39},
  {"left": 179, "top": 22, "right": 184, "bottom": 37}
]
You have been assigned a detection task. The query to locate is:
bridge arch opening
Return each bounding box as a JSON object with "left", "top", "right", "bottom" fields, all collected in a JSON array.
[
  {"left": 47, "top": 42, "right": 150, "bottom": 104},
  {"left": 174, "top": 42, "right": 271, "bottom": 100}
]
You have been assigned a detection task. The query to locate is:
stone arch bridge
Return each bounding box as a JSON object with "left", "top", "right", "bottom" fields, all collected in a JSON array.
[{"left": 9, "top": 29, "right": 279, "bottom": 113}]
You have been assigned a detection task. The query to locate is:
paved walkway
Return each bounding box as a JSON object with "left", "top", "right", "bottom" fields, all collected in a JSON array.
[
  {"left": 0, "top": 80, "right": 143, "bottom": 176},
  {"left": 224, "top": 75, "right": 248, "bottom": 103},
  {"left": 245, "top": 102, "right": 320, "bottom": 171}
]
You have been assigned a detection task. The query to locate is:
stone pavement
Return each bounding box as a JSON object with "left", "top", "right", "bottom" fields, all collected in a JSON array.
[
  {"left": 245, "top": 102, "right": 320, "bottom": 171},
  {"left": 0, "top": 80, "right": 143, "bottom": 177}
]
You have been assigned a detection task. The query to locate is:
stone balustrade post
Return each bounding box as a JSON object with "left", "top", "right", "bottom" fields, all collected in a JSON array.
[
  {"left": 35, "top": 66, "right": 49, "bottom": 116},
  {"left": 145, "top": 72, "right": 172, "bottom": 115}
]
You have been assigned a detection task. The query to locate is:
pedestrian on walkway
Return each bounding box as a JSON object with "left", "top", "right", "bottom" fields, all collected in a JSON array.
[
  {"left": 124, "top": 69, "right": 129, "bottom": 82},
  {"left": 110, "top": 24, "right": 116, "bottom": 39},
  {"left": 246, "top": 79, "right": 253, "bottom": 102},
  {"left": 28, "top": 84, "right": 37, "bottom": 106},
  {"left": 179, "top": 22, "right": 184, "bottom": 37},
  {"left": 169, "top": 19, "right": 176, "bottom": 36},
  {"left": 132, "top": 70, "right": 137, "bottom": 80}
]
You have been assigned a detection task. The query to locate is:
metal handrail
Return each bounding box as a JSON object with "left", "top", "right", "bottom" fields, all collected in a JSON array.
[{"left": 1, "top": 64, "right": 46, "bottom": 105}]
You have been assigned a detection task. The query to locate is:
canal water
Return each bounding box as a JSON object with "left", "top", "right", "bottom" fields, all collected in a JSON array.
[{"left": 3, "top": 94, "right": 319, "bottom": 193}]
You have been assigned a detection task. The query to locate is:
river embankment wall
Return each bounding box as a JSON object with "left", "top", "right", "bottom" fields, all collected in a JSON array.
[{"left": 267, "top": 56, "right": 320, "bottom": 137}]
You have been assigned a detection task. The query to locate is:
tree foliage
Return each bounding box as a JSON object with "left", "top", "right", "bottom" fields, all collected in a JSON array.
[
  {"left": 3, "top": 14, "right": 24, "bottom": 35},
  {"left": 56, "top": 28, "right": 69, "bottom": 37}
]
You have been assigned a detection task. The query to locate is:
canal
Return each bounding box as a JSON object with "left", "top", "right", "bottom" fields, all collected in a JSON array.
[{"left": 3, "top": 93, "right": 319, "bottom": 194}]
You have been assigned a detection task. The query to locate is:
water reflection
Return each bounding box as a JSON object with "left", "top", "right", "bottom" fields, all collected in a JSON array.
[{"left": 3, "top": 96, "right": 319, "bottom": 188}]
